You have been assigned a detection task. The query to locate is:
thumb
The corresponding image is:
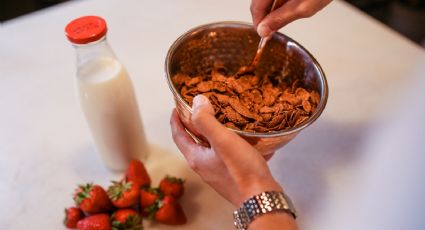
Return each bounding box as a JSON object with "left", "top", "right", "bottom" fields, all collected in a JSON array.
[
  {"left": 192, "top": 95, "right": 272, "bottom": 185},
  {"left": 191, "top": 95, "right": 237, "bottom": 146},
  {"left": 192, "top": 94, "right": 215, "bottom": 118}
]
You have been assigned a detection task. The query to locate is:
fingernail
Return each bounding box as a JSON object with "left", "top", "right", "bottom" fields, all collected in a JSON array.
[
  {"left": 257, "top": 22, "right": 272, "bottom": 37},
  {"left": 192, "top": 95, "right": 209, "bottom": 111}
]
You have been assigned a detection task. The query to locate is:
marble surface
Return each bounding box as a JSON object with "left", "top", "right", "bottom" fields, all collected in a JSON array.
[{"left": 0, "top": 0, "right": 424, "bottom": 229}]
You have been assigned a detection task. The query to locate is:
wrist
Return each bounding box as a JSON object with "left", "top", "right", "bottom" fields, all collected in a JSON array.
[
  {"left": 236, "top": 179, "right": 283, "bottom": 207},
  {"left": 233, "top": 190, "right": 297, "bottom": 230}
]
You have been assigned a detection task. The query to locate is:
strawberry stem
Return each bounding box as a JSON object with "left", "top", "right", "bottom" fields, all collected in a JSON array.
[{"left": 108, "top": 180, "right": 133, "bottom": 201}]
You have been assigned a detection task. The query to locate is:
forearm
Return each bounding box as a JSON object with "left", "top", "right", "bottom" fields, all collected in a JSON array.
[{"left": 249, "top": 212, "right": 298, "bottom": 230}]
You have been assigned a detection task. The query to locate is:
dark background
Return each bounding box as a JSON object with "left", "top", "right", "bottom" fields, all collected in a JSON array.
[{"left": 1, "top": 0, "right": 424, "bottom": 47}]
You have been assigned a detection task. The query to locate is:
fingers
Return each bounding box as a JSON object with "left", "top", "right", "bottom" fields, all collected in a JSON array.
[
  {"left": 257, "top": 0, "right": 333, "bottom": 37},
  {"left": 170, "top": 109, "right": 205, "bottom": 164},
  {"left": 257, "top": 0, "right": 303, "bottom": 37},
  {"left": 250, "top": 0, "right": 274, "bottom": 27},
  {"left": 191, "top": 95, "right": 240, "bottom": 147}
]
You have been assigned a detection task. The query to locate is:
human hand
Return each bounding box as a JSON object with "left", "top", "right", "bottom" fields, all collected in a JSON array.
[
  {"left": 170, "top": 95, "right": 282, "bottom": 206},
  {"left": 251, "top": 0, "right": 333, "bottom": 37}
]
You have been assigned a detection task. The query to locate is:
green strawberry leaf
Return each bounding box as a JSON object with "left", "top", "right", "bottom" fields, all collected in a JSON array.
[
  {"left": 108, "top": 180, "right": 132, "bottom": 201},
  {"left": 74, "top": 183, "right": 93, "bottom": 205},
  {"left": 165, "top": 175, "right": 185, "bottom": 184}
]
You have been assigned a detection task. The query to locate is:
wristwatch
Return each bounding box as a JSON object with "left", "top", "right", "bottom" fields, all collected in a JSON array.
[{"left": 233, "top": 191, "right": 297, "bottom": 230}]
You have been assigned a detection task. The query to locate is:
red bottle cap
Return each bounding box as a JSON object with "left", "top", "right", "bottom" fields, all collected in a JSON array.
[{"left": 65, "top": 16, "right": 108, "bottom": 44}]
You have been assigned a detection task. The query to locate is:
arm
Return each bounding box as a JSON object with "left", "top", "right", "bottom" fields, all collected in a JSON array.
[
  {"left": 170, "top": 95, "right": 298, "bottom": 230},
  {"left": 251, "top": 0, "right": 333, "bottom": 37}
]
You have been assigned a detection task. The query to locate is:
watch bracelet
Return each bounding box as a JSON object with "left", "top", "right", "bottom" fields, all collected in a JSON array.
[{"left": 233, "top": 191, "right": 296, "bottom": 230}]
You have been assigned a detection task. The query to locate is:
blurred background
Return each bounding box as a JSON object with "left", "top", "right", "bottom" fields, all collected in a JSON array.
[{"left": 1, "top": 0, "right": 424, "bottom": 47}]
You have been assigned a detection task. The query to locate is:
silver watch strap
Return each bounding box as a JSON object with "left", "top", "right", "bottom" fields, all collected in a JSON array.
[{"left": 233, "top": 191, "right": 296, "bottom": 230}]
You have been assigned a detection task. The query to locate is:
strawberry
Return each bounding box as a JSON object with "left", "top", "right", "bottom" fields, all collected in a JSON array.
[
  {"left": 154, "top": 195, "right": 187, "bottom": 225},
  {"left": 74, "top": 183, "right": 113, "bottom": 214},
  {"left": 159, "top": 176, "right": 185, "bottom": 199},
  {"left": 125, "top": 160, "right": 151, "bottom": 188},
  {"left": 111, "top": 209, "right": 143, "bottom": 230},
  {"left": 140, "top": 188, "right": 162, "bottom": 216},
  {"left": 77, "top": 214, "right": 111, "bottom": 230},
  {"left": 64, "top": 207, "right": 84, "bottom": 229},
  {"left": 108, "top": 180, "right": 140, "bottom": 208}
]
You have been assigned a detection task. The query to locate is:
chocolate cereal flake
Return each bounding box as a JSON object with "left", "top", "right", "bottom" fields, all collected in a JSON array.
[{"left": 172, "top": 67, "right": 320, "bottom": 132}]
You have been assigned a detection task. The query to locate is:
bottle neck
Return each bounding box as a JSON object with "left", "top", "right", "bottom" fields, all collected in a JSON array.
[{"left": 73, "top": 37, "right": 116, "bottom": 67}]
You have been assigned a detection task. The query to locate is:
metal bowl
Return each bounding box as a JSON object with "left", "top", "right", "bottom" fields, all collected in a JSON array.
[{"left": 165, "top": 22, "right": 328, "bottom": 157}]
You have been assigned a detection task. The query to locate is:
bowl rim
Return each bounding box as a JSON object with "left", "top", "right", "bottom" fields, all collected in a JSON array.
[{"left": 165, "top": 21, "right": 329, "bottom": 138}]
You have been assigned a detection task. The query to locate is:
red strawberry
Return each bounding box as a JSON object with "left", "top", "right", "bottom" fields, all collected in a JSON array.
[
  {"left": 77, "top": 214, "right": 111, "bottom": 230},
  {"left": 140, "top": 188, "right": 162, "bottom": 216},
  {"left": 74, "top": 183, "right": 113, "bottom": 214},
  {"left": 107, "top": 180, "right": 140, "bottom": 208},
  {"left": 125, "top": 160, "right": 151, "bottom": 188},
  {"left": 154, "top": 195, "right": 187, "bottom": 225},
  {"left": 64, "top": 207, "right": 84, "bottom": 229},
  {"left": 111, "top": 209, "right": 143, "bottom": 230},
  {"left": 159, "top": 176, "right": 185, "bottom": 199}
]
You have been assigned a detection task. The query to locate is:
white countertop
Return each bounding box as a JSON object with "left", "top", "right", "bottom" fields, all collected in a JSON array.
[{"left": 1, "top": 0, "right": 424, "bottom": 229}]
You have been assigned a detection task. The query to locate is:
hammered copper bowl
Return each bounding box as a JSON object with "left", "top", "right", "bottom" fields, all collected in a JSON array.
[{"left": 165, "top": 22, "right": 328, "bottom": 157}]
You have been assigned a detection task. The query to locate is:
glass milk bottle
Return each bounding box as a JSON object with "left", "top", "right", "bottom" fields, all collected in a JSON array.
[{"left": 65, "top": 16, "right": 148, "bottom": 171}]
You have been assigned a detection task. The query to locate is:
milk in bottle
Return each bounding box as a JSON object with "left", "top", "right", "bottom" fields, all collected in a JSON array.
[{"left": 65, "top": 16, "right": 148, "bottom": 171}]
